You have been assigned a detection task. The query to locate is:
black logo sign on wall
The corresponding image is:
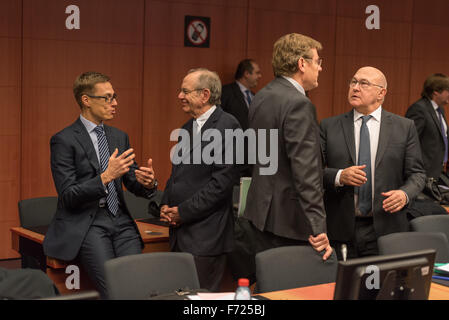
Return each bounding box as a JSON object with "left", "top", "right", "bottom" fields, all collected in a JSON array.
[{"left": 184, "top": 16, "right": 210, "bottom": 48}]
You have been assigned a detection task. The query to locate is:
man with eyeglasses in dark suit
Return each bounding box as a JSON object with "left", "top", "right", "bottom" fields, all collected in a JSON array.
[
  {"left": 320, "top": 66, "right": 425, "bottom": 260},
  {"left": 43, "top": 71, "right": 158, "bottom": 298}
]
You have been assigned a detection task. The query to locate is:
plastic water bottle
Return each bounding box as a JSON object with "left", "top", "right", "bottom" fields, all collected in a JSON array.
[{"left": 234, "top": 278, "right": 251, "bottom": 300}]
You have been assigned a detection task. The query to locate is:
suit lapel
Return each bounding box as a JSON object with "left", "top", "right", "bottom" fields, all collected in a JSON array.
[
  {"left": 232, "top": 82, "right": 249, "bottom": 111},
  {"left": 342, "top": 110, "right": 356, "bottom": 164},
  {"left": 199, "top": 107, "right": 221, "bottom": 133},
  {"left": 184, "top": 107, "right": 221, "bottom": 164},
  {"left": 73, "top": 118, "right": 100, "bottom": 172},
  {"left": 424, "top": 98, "right": 446, "bottom": 141},
  {"left": 375, "top": 109, "right": 391, "bottom": 169}
]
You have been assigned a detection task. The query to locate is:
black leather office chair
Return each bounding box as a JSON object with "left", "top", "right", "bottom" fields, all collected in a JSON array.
[
  {"left": 410, "top": 215, "right": 449, "bottom": 242},
  {"left": 255, "top": 245, "right": 338, "bottom": 293},
  {"left": 378, "top": 232, "right": 449, "bottom": 263},
  {"left": 39, "top": 290, "right": 100, "bottom": 300},
  {"left": 18, "top": 196, "right": 57, "bottom": 229},
  {"left": 105, "top": 252, "right": 200, "bottom": 300},
  {"left": 123, "top": 190, "right": 152, "bottom": 220},
  {"left": 18, "top": 196, "right": 58, "bottom": 270},
  {"left": 123, "top": 189, "right": 163, "bottom": 220}
]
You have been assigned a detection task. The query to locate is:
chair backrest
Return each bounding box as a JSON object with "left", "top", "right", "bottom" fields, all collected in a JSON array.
[
  {"left": 410, "top": 215, "right": 449, "bottom": 242},
  {"left": 18, "top": 196, "right": 58, "bottom": 228},
  {"left": 255, "top": 245, "right": 338, "bottom": 293},
  {"left": 39, "top": 290, "right": 100, "bottom": 300},
  {"left": 123, "top": 190, "right": 152, "bottom": 220},
  {"left": 105, "top": 252, "right": 200, "bottom": 300},
  {"left": 378, "top": 232, "right": 449, "bottom": 263},
  {"left": 237, "top": 177, "right": 251, "bottom": 217}
]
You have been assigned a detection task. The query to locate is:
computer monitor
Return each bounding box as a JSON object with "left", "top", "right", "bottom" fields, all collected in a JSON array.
[{"left": 333, "top": 249, "right": 436, "bottom": 300}]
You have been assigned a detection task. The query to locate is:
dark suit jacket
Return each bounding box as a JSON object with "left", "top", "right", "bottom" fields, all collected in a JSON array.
[
  {"left": 320, "top": 109, "right": 426, "bottom": 242},
  {"left": 161, "top": 107, "right": 240, "bottom": 256},
  {"left": 221, "top": 82, "right": 250, "bottom": 130},
  {"left": 243, "top": 77, "right": 327, "bottom": 241},
  {"left": 43, "top": 118, "right": 155, "bottom": 261},
  {"left": 406, "top": 97, "right": 448, "bottom": 179}
]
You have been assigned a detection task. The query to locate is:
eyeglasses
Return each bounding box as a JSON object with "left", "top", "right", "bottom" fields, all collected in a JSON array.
[
  {"left": 86, "top": 93, "right": 118, "bottom": 103},
  {"left": 349, "top": 78, "right": 384, "bottom": 89},
  {"left": 303, "top": 57, "right": 323, "bottom": 67},
  {"left": 177, "top": 88, "right": 205, "bottom": 95}
]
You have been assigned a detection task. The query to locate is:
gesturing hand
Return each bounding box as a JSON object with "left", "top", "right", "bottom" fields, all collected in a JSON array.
[
  {"left": 340, "top": 165, "right": 367, "bottom": 186},
  {"left": 101, "top": 148, "right": 135, "bottom": 185},
  {"left": 136, "top": 158, "right": 156, "bottom": 189}
]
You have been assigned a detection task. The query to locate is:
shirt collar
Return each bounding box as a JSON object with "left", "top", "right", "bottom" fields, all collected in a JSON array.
[
  {"left": 430, "top": 98, "right": 440, "bottom": 111},
  {"left": 236, "top": 80, "right": 250, "bottom": 93},
  {"left": 196, "top": 105, "right": 217, "bottom": 124},
  {"left": 80, "top": 114, "right": 102, "bottom": 133},
  {"left": 281, "top": 76, "right": 306, "bottom": 96},
  {"left": 353, "top": 105, "right": 382, "bottom": 123}
]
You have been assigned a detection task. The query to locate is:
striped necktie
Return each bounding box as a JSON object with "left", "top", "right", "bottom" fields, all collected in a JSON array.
[{"left": 94, "top": 125, "right": 119, "bottom": 215}]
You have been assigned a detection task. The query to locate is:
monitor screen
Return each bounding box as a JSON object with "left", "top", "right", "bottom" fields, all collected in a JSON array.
[{"left": 333, "top": 249, "right": 436, "bottom": 300}]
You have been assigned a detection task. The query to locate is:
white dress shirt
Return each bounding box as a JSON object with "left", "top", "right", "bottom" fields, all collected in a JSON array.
[
  {"left": 335, "top": 106, "right": 382, "bottom": 216},
  {"left": 236, "top": 81, "right": 253, "bottom": 108},
  {"left": 430, "top": 99, "right": 448, "bottom": 136},
  {"left": 194, "top": 105, "right": 217, "bottom": 133},
  {"left": 281, "top": 76, "right": 306, "bottom": 96}
]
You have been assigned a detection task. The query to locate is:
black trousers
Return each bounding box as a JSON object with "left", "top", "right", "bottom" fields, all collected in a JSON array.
[
  {"left": 331, "top": 217, "right": 379, "bottom": 260},
  {"left": 228, "top": 218, "right": 309, "bottom": 284},
  {"left": 172, "top": 242, "right": 227, "bottom": 293},
  {"left": 78, "top": 207, "right": 142, "bottom": 299}
]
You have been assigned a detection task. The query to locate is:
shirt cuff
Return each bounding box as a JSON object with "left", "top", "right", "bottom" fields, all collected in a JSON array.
[{"left": 335, "top": 169, "right": 344, "bottom": 187}]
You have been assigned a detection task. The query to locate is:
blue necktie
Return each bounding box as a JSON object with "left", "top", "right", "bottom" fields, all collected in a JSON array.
[
  {"left": 357, "top": 115, "right": 372, "bottom": 215},
  {"left": 437, "top": 107, "right": 448, "bottom": 164},
  {"left": 244, "top": 90, "right": 252, "bottom": 107},
  {"left": 94, "top": 126, "right": 119, "bottom": 215}
]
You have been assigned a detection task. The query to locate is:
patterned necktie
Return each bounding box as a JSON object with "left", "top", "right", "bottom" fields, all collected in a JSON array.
[
  {"left": 94, "top": 125, "right": 119, "bottom": 215},
  {"left": 244, "top": 90, "right": 252, "bottom": 107},
  {"left": 357, "top": 115, "right": 372, "bottom": 215},
  {"left": 437, "top": 107, "right": 448, "bottom": 164}
]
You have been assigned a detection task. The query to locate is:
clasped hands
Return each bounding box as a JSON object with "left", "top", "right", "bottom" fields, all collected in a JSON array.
[
  {"left": 160, "top": 205, "right": 181, "bottom": 226},
  {"left": 340, "top": 165, "right": 407, "bottom": 213},
  {"left": 100, "top": 148, "right": 156, "bottom": 189}
]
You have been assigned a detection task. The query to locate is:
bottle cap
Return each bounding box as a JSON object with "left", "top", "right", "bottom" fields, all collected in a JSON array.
[{"left": 238, "top": 278, "right": 249, "bottom": 287}]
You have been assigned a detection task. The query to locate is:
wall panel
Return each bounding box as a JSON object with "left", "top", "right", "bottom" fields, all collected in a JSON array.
[
  {"left": 142, "top": 0, "right": 249, "bottom": 188},
  {"left": 0, "top": 0, "right": 21, "bottom": 258},
  {"left": 247, "top": 0, "right": 337, "bottom": 120},
  {"left": 21, "top": 0, "right": 145, "bottom": 201},
  {"left": 334, "top": 0, "right": 413, "bottom": 118}
]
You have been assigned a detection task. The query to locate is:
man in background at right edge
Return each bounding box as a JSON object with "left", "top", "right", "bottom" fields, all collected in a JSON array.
[
  {"left": 406, "top": 73, "right": 449, "bottom": 181},
  {"left": 242, "top": 33, "right": 333, "bottom": 268}
]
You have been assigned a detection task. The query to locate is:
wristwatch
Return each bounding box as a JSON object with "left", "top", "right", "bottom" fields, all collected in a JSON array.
[{"left": 151, "top": 179, "right": 158, "bottom": 190}]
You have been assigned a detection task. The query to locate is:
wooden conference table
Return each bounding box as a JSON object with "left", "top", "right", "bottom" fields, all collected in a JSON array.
[
  {"left": 10, "top": 219, "right": 169, "bottom": 294},
  {"left": 258, "top": 281, "right": 449, "bottom": 300}
]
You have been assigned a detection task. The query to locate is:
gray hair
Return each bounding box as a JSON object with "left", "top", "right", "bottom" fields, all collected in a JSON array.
[{"left": 188, "top": 68, "right": 222, "bottom": 105}]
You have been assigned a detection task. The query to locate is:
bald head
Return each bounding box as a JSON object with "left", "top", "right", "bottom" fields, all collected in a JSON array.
[
  {"left": 348, "top": 66, "right": 388, "bottom": 115},
  {"left": 356, "top": 66, "right": 387, "bottom": 89}
]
